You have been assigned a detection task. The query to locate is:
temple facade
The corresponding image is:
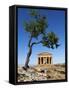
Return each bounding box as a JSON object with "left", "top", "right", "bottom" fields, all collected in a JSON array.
[{"left": 37, "top": 52, "right": 53, "bottom": 65}]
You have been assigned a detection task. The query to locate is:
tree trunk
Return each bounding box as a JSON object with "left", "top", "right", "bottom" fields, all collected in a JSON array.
[
  {"left": 23, "top": 35, "right": 42, "bottom": 70},
  {"left": 24, "top": 46, "right": 32, "bottom": 69}
]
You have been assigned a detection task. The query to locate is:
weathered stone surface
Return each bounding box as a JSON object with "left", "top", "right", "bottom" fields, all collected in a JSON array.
[
  {"left": 18, "top": 66, "right": 47, "bottom": 82},
  {"left": 46, "top": 64, "right": 65, "bottom": 80},
  {"left": 17, "top": 64, "right": 65, "bottom": 82}
]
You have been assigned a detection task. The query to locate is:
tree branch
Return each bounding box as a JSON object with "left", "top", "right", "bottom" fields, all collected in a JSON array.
[{"left": 31, "top": 41, "right": 42, "bottom": 47}]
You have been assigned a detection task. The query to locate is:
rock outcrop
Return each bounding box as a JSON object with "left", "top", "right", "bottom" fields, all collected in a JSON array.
[{"left": 18, "top": 64, "right": 65, "bottom": 82}]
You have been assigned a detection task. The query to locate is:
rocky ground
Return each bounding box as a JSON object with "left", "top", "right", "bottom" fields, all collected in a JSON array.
[{"left": 17, "top": 64, "right": 65, "bottom": 82}]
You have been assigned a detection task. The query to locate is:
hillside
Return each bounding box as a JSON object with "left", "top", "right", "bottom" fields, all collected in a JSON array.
[{"left": 18, "top": 64, "right": 65, "bottom": 82}]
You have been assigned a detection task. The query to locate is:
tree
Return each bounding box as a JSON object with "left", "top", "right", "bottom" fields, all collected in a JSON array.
[{"left": 23, "top": 9, "right": 60, "bottom": 70}]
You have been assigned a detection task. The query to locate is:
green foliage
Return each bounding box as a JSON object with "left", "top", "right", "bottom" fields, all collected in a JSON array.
[
  {"left": 23, "top": 9, "right": 48, "bottom": 39},
  {"left": 23, "top": 9, "right": 60, "bottom": 49},
  {"left": 42, "top": 32, "right": 59, "bottom": 49},
  {"left": 29, "top": 9, "right": 38, "bottom": 17}
]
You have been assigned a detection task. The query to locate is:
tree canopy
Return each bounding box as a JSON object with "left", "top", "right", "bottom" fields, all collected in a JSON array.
[{"left": 23, "top": 9, "right": 59, "bottom": 49}]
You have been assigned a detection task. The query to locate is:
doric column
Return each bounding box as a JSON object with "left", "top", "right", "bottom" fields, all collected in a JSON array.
[
  {"left": 43, "top": 57, "right": 44, "bottom": 64},
  {"left": 50, "top": 57, "right": 51, "bottom": 64},
  {"left": 51, "top": 57, "right": 53, "bottom": 64},
  {"left": 46, "top": 57, "right": 48, "bottom": 64},
  {"left": 46, "top": 57, "right": 47, "bottom": 64},
  {"left": 44, "top": 57, "right": 46, "bottom": 64},
  {"left": 49, "top": 57, "right": 52, "bottom": 64},
  {"left": 40, "top": 57, "right": 41, "bottom": 65},
  {"left": 49, "top": 57, "right": 50, "bottom": 64},
  {"left": 41, "top": 57, "right": 43, "bottom": 64},
  {"left": 43, "top": 57, "right": 45, "bottom": 64}
]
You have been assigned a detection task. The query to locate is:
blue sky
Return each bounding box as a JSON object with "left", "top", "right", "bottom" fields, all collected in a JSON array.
[{"left": 18, "top": 8, "right": 65, "bottom": 65}]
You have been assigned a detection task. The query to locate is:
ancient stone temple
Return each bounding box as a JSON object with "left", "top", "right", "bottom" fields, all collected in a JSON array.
[{"left": 37, "top": 52, "right": 52, "bottom": 65}]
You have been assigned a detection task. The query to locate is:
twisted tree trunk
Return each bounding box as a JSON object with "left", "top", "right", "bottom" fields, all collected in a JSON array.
[
  {"left": 24, "top": 35, "right": 42, "bottom": 70},
  {"left": 23, "top": 35, "right": 32, "bottom": 69},
  {"left": 24, "top": 45, "right": 32, "bottom": 69}
]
